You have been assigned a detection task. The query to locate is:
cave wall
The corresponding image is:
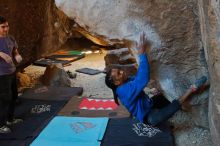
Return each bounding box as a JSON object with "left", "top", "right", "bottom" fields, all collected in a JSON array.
[
  {"left": 0, "top": 0, "right": 72, "bottom": 68},
  {"left": 198, "top": 0, "right": 220, "bottom": 145}
]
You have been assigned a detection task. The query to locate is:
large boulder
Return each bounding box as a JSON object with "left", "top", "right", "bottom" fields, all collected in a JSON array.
[
  {"left": 41, "top": 63, "right": 74, "bottom": 87},
  {"left": 55, "top": 1, "right": 213, "bottom": 144},
  {"left": 198, "top": 0, "right": 220, "bottom": 145},
  {"left": 55, "top": 0, "right": 208, "bottom": 101}
]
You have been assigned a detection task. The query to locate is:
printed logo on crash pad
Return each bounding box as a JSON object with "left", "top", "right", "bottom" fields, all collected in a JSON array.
[
  {"left": 132, "top": 123, "right": 161, "bottom": 137},
  {"left": 79, "top": 98, "right": 118, "bottom": 110},
  {"left": 70, "top": 122, "right": 96, "bottom": 134},
  {"left": 31, "top": 104, "right": 51, "bottom": 114}
]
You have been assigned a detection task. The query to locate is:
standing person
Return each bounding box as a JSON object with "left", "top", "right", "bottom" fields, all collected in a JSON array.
[
  {"left": 105, "top": 32, "right": 207, "bottom": 126},
  {"left": 0, "top": 16, "right": 23, "bottom": 133}
]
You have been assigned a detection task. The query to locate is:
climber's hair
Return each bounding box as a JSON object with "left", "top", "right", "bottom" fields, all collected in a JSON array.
[{"left": 0, "top": 16, "right": 7, "bottom": 24}]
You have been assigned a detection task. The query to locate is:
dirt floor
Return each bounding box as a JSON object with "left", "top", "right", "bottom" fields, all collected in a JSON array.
[
  {"left": 23, "top": 51, "right": 213, "bottom": 146},
  {"left": 24, "top": 51, "right": 111, "bottom": 98}
]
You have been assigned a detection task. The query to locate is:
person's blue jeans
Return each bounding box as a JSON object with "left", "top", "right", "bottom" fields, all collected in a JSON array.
[{"left": 144, "top": 94, "right": 181, "bottom": 126}]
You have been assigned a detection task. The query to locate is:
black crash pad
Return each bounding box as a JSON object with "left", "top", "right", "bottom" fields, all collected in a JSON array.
[
  {"left": 75, "top": 68, "right": 102, "bottom": 75},
  {"left": 101, "top": 117, "right": 174, "bottom": 146}
]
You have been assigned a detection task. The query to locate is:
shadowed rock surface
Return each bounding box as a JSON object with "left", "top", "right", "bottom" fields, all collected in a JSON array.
[{"left": 0, "top": 0, "right": 75, "bottom": 68}]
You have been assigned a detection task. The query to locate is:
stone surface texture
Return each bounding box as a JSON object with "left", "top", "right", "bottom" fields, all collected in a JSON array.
[
  {"left": 55, "top": 0, "right": 208, "bottom": 101},
  {"left": 54, "top": 0, "right": 217, "bottom": 145},
  {"left": 0, "top": 0, "right": 74, "bottom": 68},
  {"left": 41, "top": 63, "right": 74, "bottom": 87},
  {"left": 198, "top": 0, "right": 220, "bottom": 145}
]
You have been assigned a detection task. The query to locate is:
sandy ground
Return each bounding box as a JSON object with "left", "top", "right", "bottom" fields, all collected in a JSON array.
[
  {"left": 24, "top": 52, "right": 213, "bottom": 146},
  {"left": 25, "top": 51, "right": 113, "bottom": 99}
]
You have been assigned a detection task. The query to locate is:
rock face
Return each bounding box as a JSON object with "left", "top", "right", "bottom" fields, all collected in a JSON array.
[
  {"left": 41, "top": 63, "right": 74, "bottom": 87},
  {"left": 1, "top": 0, "right": 209, "bottom": 100},
  {"left": 198, "top": 0, "right": 220, "bottom": 145},
  {"left": 55, "top": 0, "right": 208, "bottom": 101},
  {"left": 55, "top": 0, "right": 220, "bottom": 144},
  {"left": 17, "top": 72, "right": 31, "bottom": 88},
  {"left": 0, "top": 0, "right": 73, "bottom": 68}
]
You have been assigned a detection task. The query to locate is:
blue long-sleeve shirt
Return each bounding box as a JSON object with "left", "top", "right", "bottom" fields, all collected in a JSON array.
[{"left": 116, "top": 54, "right": 153, "bottom": 122}]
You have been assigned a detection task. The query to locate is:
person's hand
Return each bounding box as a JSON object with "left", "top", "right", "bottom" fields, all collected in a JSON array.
[
  {"left": 0, "top": 52, "right": 13, "bottom": 64},
  {"left": 137, "top": 32, "right": 151, "bottom": 54},
  {"left": 149, "top": 88, "right": 160, "bottom": 96},
  {"left": 15, "top": 54, "right": 22, "bottom": 63}
]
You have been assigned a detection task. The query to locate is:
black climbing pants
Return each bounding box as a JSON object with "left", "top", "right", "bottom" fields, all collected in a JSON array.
[
  {"left": 0, "top": 73, "right": 17, "bottom": 126},
  {"left": 144, "top": 93, "right": 181, "bottom": 126}
]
